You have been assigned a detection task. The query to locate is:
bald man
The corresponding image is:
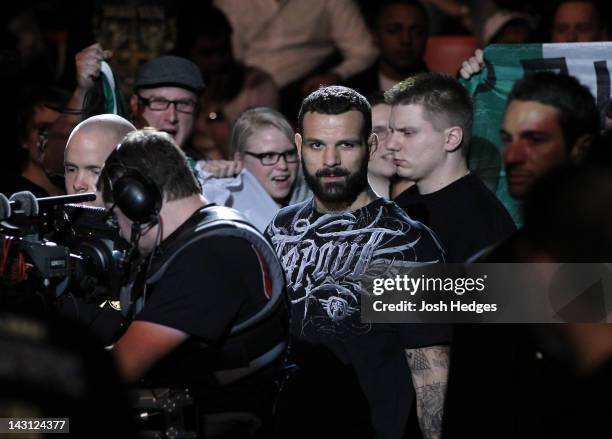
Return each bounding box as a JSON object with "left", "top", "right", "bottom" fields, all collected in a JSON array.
[
  {"left": 55, "top": 114, "right": 135, "bottom": 345},
  {"left": 65, "top": 114, "right": 135, "bottom": 205}
]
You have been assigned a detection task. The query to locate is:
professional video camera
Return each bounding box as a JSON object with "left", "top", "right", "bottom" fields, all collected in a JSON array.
[{"left": 0, "top": 191, "right": 131, "bottom": 305}]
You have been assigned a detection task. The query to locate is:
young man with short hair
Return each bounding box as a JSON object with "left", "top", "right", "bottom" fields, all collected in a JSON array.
[{"left": 386, "top": 72, "right": 515, "bottom": 262}]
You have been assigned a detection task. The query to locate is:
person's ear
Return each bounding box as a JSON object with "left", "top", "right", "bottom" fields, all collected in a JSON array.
[
  {"left": 368, "top": 133, "right": 379, "bottom": 160},
  {"left": 570, "top": 134, "right": 593, "bottom": 164},
  {"left": 444, "top": 126, "right": 463, "bottom": 152},
  {"left": 295, "top": 133, "right": 303, "bottom": 159},
  {"left": 130, "top": 94, "right": 139, "bottom": 116}
]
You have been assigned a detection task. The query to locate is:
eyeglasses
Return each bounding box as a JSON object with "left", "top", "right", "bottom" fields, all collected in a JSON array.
[
  {"left": 137, "top": 96, "right": 198, "bottom": 114},
  {"left": 244, "top": 150, "right": 299, "bottom": 166}
]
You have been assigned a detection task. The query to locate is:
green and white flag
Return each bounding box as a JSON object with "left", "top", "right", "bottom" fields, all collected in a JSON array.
[
  {"left": 460, "top": 42, "right": 612, "bottom": 226},
  {"left": 100, "top": 60, "right": 128, "bottom": 117}
]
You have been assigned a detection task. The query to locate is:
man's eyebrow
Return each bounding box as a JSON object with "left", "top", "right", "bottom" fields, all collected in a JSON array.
[
  {"left": 303, "top": 137, "right": 325, "bottom": 144},
  {"left": 499, "top": 128, "right": 550, "bottom": 138},
  {"left": 63, "top": 162, "right": 103, "bottom": 170},
  {"left": 257, "top": 148, "right": 296, "bottom": 154},
  {"left": 520, "top": 130, "right": 550, "bottom": 138},
  {"left": 392, "top": 124, "right": 417, "bottom": 131},
  {"left": 336, "top": 137, "right": 362, "bottom": 145}
]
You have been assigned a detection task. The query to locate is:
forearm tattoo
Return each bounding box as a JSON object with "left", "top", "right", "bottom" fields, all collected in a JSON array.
[{"left": 405, "top": 346, "right": 450, "bottom": 439}]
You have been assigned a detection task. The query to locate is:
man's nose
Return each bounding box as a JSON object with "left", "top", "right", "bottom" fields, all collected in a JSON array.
[
  {"left": 400, "top": 29, "right": 413, "bottom": 46},
  {"left": 503, "top": 138, "right": 527, "bottom": 166},
  {"left": 166, "top": 103, "right": 178, "bottom": 123},
  {"left": 73, "top": 172, "right": 89, "bottom": 192},
  {"left": 385, "top": 131, "right": 401, "bottom": 152},
  {"left": 566, "top": 28, "right": 578, "bottom": 43},
  {"left": 323, "top": 146, "right": 340, "bottom": 167}
]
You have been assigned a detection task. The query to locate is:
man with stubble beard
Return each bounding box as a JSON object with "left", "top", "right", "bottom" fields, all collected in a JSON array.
[{"left": 266, "top": 85, "right": 450, "bottom": 439}]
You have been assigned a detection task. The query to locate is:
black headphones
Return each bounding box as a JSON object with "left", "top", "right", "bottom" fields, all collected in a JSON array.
[{"left": 106, "top": 167, "right": 162, "bottom": 224}]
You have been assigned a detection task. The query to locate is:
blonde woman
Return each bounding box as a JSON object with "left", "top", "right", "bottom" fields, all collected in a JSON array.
[{"left": 198, "top": 107, "right": 310, "bottom": 230}]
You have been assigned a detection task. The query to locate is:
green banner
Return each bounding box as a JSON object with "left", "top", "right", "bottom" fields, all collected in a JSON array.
[
  {"left": 461, "top": 42, "right": 612, "bottom": 226},
  {"left": 460, "top": 44, "right": 543, "bottom": 227}
]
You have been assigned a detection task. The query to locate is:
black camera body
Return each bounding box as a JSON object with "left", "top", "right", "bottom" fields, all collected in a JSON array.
[
  {"left": 0, "top": 203, "right": 130, "bottom": 304},
  {"left": 55, "top": 204, "right": 130, "bottom": 301}
]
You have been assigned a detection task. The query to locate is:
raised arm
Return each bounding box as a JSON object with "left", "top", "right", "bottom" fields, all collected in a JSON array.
[
  {"left": 459, "top": 48, "right": 484, "bottom": 80},
  {"left": 301, "top": 0, "right": 377, "bottom": 95},
  {"left": 43, "top": 43, "right": 112, "bottom": 176}
]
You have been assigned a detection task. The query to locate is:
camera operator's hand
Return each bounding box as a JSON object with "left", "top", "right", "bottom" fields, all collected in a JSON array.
[
  {"left": 76, "top": 43, "right": 113, "bottom": 92},
  {"left": 459, "top": 48, "right": 484, "bottom": 80}
]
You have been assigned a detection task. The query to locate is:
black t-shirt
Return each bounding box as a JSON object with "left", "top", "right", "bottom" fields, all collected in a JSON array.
[
  {"left": 54, "top": 296, "right": 124, "bottom": 346},
  {"left": 0, "top": 174, "right": 52, "bottom": 198},
  {"left": 134, "top": 212, "right": 283, "bottom": 418},
  {"left": 394, "top": 175, "right": 518, "bottom": 438},
  {"left": 394, "top": 173, "right": 516, "bottom": 263},
  {"left": 266, "top": 197, "right": 450, "bottom": 439}
]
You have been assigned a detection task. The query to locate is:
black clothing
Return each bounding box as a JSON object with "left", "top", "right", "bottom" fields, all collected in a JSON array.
[
  {"left": 132, "top": 206, "right": 287, "bottom": 432},
  {"left": 394, "top": 173, "right": 516, "bottom": 263},
  {"left": 139, "top": 237, "right": 276, "bottom": 416},
  {"left": 54, "top": 296, "right": 124, "bottom": 346},
  {"left": 0, "top": 311, "right": 136, "bottom": 438},
  {"left": 394, "top": 174, "right": 517, "bottom": 439},
  {"left": 266, "top": 197, "right": 450, "bottom": 439},
  {"left": 0, "top": 174, "right": 53, "bottom": 198},
  {"left": 343, "top": 61, "right": 428, "bottom": 97},
  {"left": 442, "top": 322, "right": 612, "bottom": 439}
]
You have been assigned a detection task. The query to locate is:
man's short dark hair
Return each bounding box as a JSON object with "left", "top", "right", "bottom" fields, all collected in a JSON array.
[
  {"left": 99, "top": 129, "right": 200, "bottom": 203},
  {"left": 507, "top": 72, "right": 600, "bottom": 148},
  {"left": 385, "top": 72, "right": 474, "bottom": 147},
  {"left": 297, "top": 86, "right": 372, "bottom": 142},
  {"left": 17, "top": 87, "right": 70, "bottom": 143}
]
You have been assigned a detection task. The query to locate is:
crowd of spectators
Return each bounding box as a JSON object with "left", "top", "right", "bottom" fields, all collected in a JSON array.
[{"left": 1, "top": 1, "right": 611, "bottom": 438}]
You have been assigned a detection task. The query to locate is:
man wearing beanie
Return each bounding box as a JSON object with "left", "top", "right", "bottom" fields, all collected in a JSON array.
[
  {"left": 42, "top": 49, "right": 205, "bottom": 176},
  {"left": 130, "top": 55, "right": 205, "bottom": 150}
]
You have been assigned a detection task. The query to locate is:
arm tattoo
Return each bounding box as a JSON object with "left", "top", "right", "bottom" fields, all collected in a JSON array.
[{"left": 405, "top": 345, "right": 450, "bottom": 439}]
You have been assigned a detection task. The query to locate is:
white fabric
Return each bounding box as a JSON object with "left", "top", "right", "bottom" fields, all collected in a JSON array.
[
  {"left": 197, "top": 163, "right": 311, "bottom": 232},
  {"left": 214, "top": 0, "right": 378, "bottom": 87},
  {"left": 541, "top": 42, "right": 612, "bottom": 101}
]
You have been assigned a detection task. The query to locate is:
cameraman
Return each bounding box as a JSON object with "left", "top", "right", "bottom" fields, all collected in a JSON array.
[{"left": 98, "top": 129, "right": 288, "bottom": 437}]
